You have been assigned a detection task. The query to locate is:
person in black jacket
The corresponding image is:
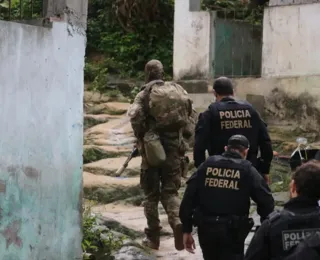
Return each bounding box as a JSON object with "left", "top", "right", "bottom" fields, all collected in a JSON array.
[
  {"left": 245, "top": 160, "right": 320, "bottom": 260},
  {"left": 180, "top": 135, "right": 274, "bottom": 260},
  {"left": 283, "top": 232, "right": 320, "bottom": 260},
  {"left": 193, "top": 77, "right": 273, "bottom": 183}
]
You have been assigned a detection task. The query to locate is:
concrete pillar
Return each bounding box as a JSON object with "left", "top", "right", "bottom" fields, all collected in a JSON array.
[
  {"left": 43, "top": 0, "right": 88, "bottom": 28},
  {"left": 173, "top": 0, "right": 213, "bottom": 81},
  {"left": 0, "top": 0, "right": 88, "bottom": 259},
  {"left": 262, "top": 0, "right": 320, "bottom": 77}
]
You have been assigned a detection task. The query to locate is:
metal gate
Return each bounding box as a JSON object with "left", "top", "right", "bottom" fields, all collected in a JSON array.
[
  {"left": 213, "top": 11, "right": 263, "bottom": 78},
  {"left": 0, "top": 0, "right": 44, "bottom": 21}
]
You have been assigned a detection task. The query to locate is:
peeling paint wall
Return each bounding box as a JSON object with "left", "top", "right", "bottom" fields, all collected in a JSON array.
[
  {"left": 232, "top": 76, "right": 320, "bottom": 135},
  {"left": 0, "top": 19, "right": 85, "bottom": 259},
  {"left": 262, "top": 3, "right": 320, "bottom": 77},
  {"left": 173, "top": 0, "right": 212, "bottom": 80}
]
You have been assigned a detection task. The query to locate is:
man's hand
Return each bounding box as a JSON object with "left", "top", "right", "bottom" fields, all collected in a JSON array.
[
  {"left": 263, "top": 174, "right": 270, "bottom": 184},
  {"left": 183, "top": 233, "right": 196, "bottom": 254}
]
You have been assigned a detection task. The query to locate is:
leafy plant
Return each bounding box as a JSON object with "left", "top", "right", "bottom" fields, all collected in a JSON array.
[
  {"left": 82, "top": 201, "right": 124, "bottom": 259},
  {"left": 84, "top": 0, "right": 265, "bottom": 91},
  {"left": 86, "top": 0, "right": 174, "bottom": 83},
  {"left": 202, "top": 0, "right": 265, "bottom": 25},
  {"left": 84, "top": 61, "right": 101, "bottom": 83}
]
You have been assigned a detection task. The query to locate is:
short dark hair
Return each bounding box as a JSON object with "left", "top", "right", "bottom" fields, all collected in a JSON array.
[
  {"left": 213, "top": 77, "right": 234, "bottom": 96},
  {"left": 145, "top": 59, "right": 164, "bottom": 81},
  {"left": 227, "top": 146, "right": 246, "bottom": 153},
  {"left": 292, "top": 161, "right": 320, "bottom": 200}
]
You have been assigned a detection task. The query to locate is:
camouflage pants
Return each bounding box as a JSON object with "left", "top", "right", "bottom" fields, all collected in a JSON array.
[{"left": 140, "top": 163, "right": 182, "bottom": 239}]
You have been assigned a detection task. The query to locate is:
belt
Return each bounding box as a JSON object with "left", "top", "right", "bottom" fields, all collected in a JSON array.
[{"left": 194, "top": 212, "right": 248, "bottom": 225}]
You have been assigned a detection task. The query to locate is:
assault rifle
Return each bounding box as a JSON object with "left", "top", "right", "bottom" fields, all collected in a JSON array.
[{"left": 115, "top": 147, "right": 139, "bottom": 177}]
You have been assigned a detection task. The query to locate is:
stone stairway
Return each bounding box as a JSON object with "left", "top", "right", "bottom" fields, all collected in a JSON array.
[{"left": 82, "top": 92, "right": 291, "bottom": 259}]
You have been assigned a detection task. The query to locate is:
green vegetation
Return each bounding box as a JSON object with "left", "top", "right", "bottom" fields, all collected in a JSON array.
[
  {"left": 84, "top": 0, "right": 265, "bottom": 92},
  {"left": 84, "top": 185, "right": 143, "bottom": 205},
  {"left": 0, "top": 0, "right": 42, "bottom": 20},
  {"left": 82, "top": 201, "right": 124, "bottom": 260},
  {"left": 83, "top": 146, "right": 123, "bottom": 164},
  {"left": 0, "top": 0, "right": 265, "bottom": 92},
  {"left": 270, "top": 162, "right": 291, "bottom": 193},
  {"left": 85, "top": 0, "right": 175, "bottom": 85}
]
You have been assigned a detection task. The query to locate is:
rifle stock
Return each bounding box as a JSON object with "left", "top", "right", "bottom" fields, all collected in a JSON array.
[{"left": 115, "top": 147, "right": 139, "bottom": 176}]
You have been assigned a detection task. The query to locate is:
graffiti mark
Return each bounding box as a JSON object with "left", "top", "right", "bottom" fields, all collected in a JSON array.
[
  {"left": 0, "top": 180, "right": 6, "bottom": 193},
  {"left": 23, "top": 166, "right": 40, "bottom": 179},
  {"left": 1, "top": 220, "right": 23, "bottom": 249},
  {"left": 191, "top": 19, "right": 203, "bottom": 33}
]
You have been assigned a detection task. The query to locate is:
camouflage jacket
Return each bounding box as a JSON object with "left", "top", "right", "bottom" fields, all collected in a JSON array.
[{"left": 127, "top": 81, "right": 195, "bottom": 168}]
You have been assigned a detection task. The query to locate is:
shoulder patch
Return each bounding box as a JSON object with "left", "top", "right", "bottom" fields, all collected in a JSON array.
[{"left": 268, "top": 210, "right": 281, "bottom": 223}]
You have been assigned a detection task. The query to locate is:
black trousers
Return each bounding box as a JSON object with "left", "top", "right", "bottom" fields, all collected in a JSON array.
[{"left": 198, "top": 223, "right": 245, "bottom": 260}]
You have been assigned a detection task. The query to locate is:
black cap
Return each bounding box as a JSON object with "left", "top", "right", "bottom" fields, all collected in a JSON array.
[{"left": 228, "top": 135, "right": 250, "bottom": 149}]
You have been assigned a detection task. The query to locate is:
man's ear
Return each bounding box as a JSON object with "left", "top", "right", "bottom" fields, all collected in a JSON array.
[
  {"left": 290, "top": 179, "right": 297, "bottom": 195},
  {"left": 243, "top": 148, "right": 249, "bottom": 158},
  {"left": 224, "top": 146, "right": 227, "bottom": 152},
  {"left": 213, "top": 89, "right": 217, "bottom": 97}
]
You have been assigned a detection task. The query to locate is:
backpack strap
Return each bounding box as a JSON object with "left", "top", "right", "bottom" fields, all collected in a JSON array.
[
  {"left": 142, "top": 80, "right": 165, "bottom": 129},
  {"left": 142, "top": 80, "right": 164, "bottom": 115}
]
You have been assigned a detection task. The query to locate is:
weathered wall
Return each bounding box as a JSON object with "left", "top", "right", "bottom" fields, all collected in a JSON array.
[
  {"left": 44, "top": 0, "right": 88, "bottom": 26},
  {"left": 0, "top": 18, "right": 85, "bottom": 259},
  {"left": 232, "top": 76, "right": 320, "bottom": 133},
  {"left": 262, "top": 3, "right": 320, "bottom": 77},
  {"left": 173, "top": 0, "right": 213, "bottom": 80},
  {"left": 191, "top": 76, "right": 320, "bottom": 133}
]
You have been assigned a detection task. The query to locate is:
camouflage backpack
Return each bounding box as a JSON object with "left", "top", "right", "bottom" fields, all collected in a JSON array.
[{"left": 144, "top": 80, "right": 192, "bottom": 131}]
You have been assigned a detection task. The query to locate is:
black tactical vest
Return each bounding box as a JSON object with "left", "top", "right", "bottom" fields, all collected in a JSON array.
[
  {"left": 196, "top": 155, "right": 253, "bottom": 217},
  {"left": 208, "top": 99, "right": 258, "bottom": 164},
  {"left": 267, "top": 209, "right": 320, "bottom": 260},
  {"left": 284, "top": 232, "right": 320, "bottom": 260}
]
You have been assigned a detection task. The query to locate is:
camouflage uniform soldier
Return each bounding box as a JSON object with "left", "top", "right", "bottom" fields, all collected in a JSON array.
[{"left": 128, "top": 60, "right": 188, "bottom": 251}]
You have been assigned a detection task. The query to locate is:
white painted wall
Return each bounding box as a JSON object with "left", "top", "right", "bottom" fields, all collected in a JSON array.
[
  {"left": 173, "top": 0, "right": 212, "bottom": 80},
  {"left": 262, "top": 3, "right": 320, "bottom": 77},
  {"left": 0, "top": 20, "right": 85, "bottom": 259}
]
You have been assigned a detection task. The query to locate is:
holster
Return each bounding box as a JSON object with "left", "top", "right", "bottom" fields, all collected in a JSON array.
[{"left": 233, "top": 217, "right": 254, "bottom": 241}]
